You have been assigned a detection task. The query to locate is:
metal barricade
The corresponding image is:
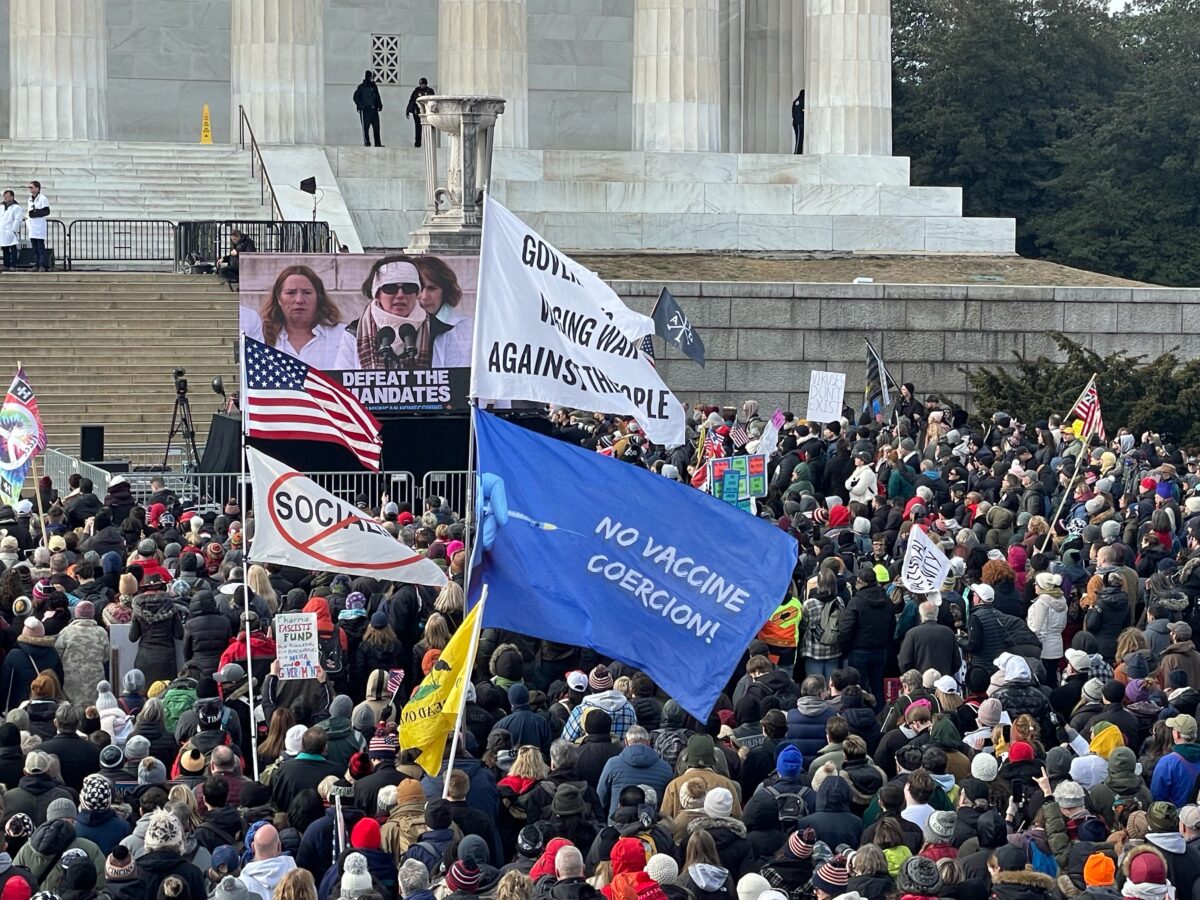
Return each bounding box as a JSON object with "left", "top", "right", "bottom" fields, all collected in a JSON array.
[
  {"left": 44, "top": 449, "right": 117, "bottom": 491},
  {"left": 422, "top": 470, "right": 471, "bottom": 519},
  {"left": 175, "top": 220, "right": 332, "bottom": 270},
  {"left": 66, "top": 219, "right": 177, "bottom": 269},
  {"left": 15, "top": 219, "right": 69, "bottom": 269}
]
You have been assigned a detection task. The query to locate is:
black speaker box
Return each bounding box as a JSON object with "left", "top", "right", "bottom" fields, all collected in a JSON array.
[{"left": 80, "top": 424, "right": 104, "bottom": 462}]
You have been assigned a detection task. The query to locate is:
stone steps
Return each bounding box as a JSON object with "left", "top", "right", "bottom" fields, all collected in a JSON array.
[{"left": 0, "top": 273, "right": 238, "bottom": 450}]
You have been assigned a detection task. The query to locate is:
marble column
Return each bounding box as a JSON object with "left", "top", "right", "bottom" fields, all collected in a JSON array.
[
  {"left": 743, "top": 0, "right": 804, "bottom": 154},
  {"left": 230, "top": 0, "right": 325, "bottom": 144},
  {"left": 9, "top": 0, "right": 108, "bottom": 140},
  {"left": 633, "top": 0, "right": 722, "bottom": 152},
  {"left": 805, "top": 0, "right": 892, "bottom": 156},
  {"left": 438, "top": 0, "right": 528, "bottom": 149}
]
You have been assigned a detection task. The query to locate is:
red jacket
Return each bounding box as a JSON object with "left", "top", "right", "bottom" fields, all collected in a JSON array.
[{"left": 219, "top": 631, "right": 277, "bottom": 669}]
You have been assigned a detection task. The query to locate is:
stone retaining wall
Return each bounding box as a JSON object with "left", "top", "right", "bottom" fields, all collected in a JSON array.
[{"left": 611, "top": 281, "right": 1200, "bottom": 415}]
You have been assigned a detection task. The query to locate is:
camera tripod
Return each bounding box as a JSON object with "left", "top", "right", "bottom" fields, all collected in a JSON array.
[{"left": 164, "top": 393, "right": 200, "bottom": 471}]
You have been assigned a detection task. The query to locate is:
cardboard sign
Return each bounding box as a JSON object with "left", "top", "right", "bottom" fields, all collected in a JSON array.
[
  {"left": 275, "top": 612, "right": 320, "bottom": 680},
  {"left": 806, "top": 370, "right": 846, "bottom": 424},
  {"left": 708, "top": 454, "right": 768, "bottom": 499}
]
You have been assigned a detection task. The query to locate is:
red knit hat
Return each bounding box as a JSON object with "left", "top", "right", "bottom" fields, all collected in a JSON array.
[
  {"left": 1008, "top": 741, "right": 1035, "bottom": 763},
  {"left": 1128, "top": 851, "right": 1167, "bottom": 885},
  {"left": 446, "top": 860, "right": 481, "bottom": 893},
  {"left": 350, "top": 817, "right": 382, "bottom": 850}
]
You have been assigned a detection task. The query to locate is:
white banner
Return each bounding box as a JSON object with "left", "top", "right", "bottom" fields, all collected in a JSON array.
[
  {"left": 275, "top": 612, "right": 320, "bottom": 680},
  {"left": 247, "top": 448, "right": 447, "bottom": 587},
  {"left": 902, "top": 525, "right": 952, "bottom": 594},
  {"left": 806, "top": 370, "right": 846, "bottom": 424},
  {"left": 470, "top": 197, "right": 686, "bottom": 446}
]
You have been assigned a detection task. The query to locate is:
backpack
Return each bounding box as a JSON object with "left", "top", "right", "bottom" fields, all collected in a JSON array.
[
  {"left": 765, "top": 783, "right": 808, "bottom": 825},
  {"left": 1028, "top": 840, "right": 1058, "bottom": 877},
  {"left": 504, "top": 780, "right": 550, "bottom": 822},
  {"left": 162, "top": 681, "right": 198, "bottom": 732},
  {"left": 319, "top": 627, "right": 346, "bottom": 676},
  {"left": 816, "top": 599, "right": 843, "bottom": 648},
  {"left": 652, "top": 729, "right": 690, "bottom": 768}
]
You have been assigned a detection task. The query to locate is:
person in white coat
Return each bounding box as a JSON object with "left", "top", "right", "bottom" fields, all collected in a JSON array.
[
  {"left": 0, "top": 189, "right": 24, "bottom": 269},
  {"left": 845, "top": 452, "right": 878, "bottom": 505},
  {"left": 26, "top": 180, "right": 51, "bottom": 271},
  {"left": 1027, "top": 571, "right": 1068, "bottom": 682}
]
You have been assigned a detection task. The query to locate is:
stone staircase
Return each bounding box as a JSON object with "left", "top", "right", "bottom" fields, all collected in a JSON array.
[
  {"left": 0, "top": 272, "right": 240, "bottom": 454},
  {"left": 0, "top": 141, "right": 270, "bottom": 225}
]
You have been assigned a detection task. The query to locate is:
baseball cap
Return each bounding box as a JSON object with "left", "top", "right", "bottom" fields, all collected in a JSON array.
[
  {"left": 972, "top": 583, "right": 995, "bottom": 602},
  {"left": 214, "top": 663, "right": 246, "bottom": 684},
  {"left": 565, "top": 671, "right": 588, "bottom": 693},
  {"left": 1168, "top": 714, "right": 1198, "bottom": 737}
]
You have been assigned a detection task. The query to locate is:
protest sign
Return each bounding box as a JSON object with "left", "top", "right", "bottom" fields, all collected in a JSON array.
[
  {"left": 468, "top": 410, "right": 797, "bottom": 719},
  {"left": 902, "top": 526, "right": 952, "bottom": 594},
  {"left": 708, "top": 455, "right": 767, "bottom": 499},
  {"left": 806, "top": 370, "right": 846, "bottom": 424},
  {"left": 248, "top": 448, "right": 446, "bottom": 586},
  {"left": 470, "top": 198, "right": 685, "bottom": 445},
  {"left": 720, "top": 471, "right": 742, "bottom": 505},
  {"left": 275, "top": 612, "right": 320, "bottom": 680},
  {"left": 0, "top": 367, "right": 46, "bottom": 505}
]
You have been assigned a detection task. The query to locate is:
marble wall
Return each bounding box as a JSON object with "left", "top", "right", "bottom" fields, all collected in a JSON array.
[{"left": 0, "top": 0, "right": 642, "bottom": 148}]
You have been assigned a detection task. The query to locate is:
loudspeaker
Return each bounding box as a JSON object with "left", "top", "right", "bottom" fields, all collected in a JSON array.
[
  {"left": 199, "top": 412, "right": 241, "bottom": 473},
  {"left": 300, "top": 177, "right": 317, "bottom": 194},
  {"left": 94, "top": 460, "right": 130, "bottom": 474},
  {"left": 80, "top": 425, "right": 104, "bottom": 462}
]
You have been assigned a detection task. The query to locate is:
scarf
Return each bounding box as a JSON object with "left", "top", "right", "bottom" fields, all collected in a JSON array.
[
  {"left": 1123, "top": 884, "right": 1169, "bottom": 900},
  {"left": 356, "top": 300, "right": 432, "bottom": 368}
]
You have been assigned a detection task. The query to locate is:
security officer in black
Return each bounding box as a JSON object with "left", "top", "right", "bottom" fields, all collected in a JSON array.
[
  {"left": 406, "top": 77, "right": 435, "bottom": 147},
  {"left": 354, "top": 70, "right": 384, "bottom": 147}
]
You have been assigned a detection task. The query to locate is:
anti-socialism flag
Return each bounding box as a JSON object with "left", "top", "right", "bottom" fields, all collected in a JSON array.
[
  {"left": 863, "top": 339, "right": 893, "bottom": 422},
  {"left": 1070, "top": 376, "right": 1106, "bottom": 441},
  {"left": 651, "top": 287, "right": 706, "bottom": 367},
  {"left": 243, "top": 337, "right": 382, "bottom": 471},
  {"left": 399, "top": 598, "right": 484, "bottom": 775},
  {"left": 0, "top": 367, "right": 47, "bottom": 505},
  {"left": 468, "top": 411, "right": 796, "bottom": 720}
]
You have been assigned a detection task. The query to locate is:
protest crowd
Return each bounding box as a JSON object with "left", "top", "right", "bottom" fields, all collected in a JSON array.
[{"left": 2, "top": 393, "right": 1200, "bottom": 900}]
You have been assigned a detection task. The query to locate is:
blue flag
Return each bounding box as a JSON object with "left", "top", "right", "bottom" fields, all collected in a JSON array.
[{"left": 468, "top": 411, "right": 797, "bottom": 720}]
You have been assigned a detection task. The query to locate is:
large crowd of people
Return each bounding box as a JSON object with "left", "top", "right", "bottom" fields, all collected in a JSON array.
[{"left": 1, "top": 392, "right": 1199, "bottom": 900}]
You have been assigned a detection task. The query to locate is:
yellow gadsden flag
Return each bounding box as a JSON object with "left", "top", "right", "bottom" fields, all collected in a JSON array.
[{"left": 399, "top": 598, "right": 484, "bottom": 776}]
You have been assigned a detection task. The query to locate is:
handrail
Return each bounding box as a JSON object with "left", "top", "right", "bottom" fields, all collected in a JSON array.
[{"left": 237, "top": 105, "right": 284, "bottom": 222}]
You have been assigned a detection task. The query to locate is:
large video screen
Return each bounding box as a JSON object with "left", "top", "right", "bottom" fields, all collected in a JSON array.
[{"left": 238, "top": 253, "right": 478, "bottom": 413}]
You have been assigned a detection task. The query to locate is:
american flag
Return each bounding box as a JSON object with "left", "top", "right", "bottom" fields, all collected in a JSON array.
[
  {"left": 640, "top": 334, "right": 656, "bottom": 368},
  {"left": 690, "top": 427, "right": 725, "bottom": 489},
  {"left": 730, "top": 424, "right": 750, "bottom": 449},
  {"left": 386, "top": 668, "right": 405, "bottom": 698},
  {"left": 243, "top": 337, "right": 382, "bottom": 471},
  {"left": 1070, "top": 376, "right": 1106, "bottom": 441}
]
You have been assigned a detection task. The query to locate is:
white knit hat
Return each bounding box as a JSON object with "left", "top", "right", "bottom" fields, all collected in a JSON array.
[
  {"left": 736, "top": 873, "right": 770, "bottom": 900},
  {"left": 340, "top": 853, "right": 373, "bottom": 898},
  {"left": 703, "top": 787, "right": 734, "bottom": 819},
  {"left": 143, "top": 807, "right": 184, "bottom": 852}
]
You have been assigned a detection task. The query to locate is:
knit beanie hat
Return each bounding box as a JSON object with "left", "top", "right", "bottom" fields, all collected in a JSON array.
[
  {"left": 100, "top": 745, "right": 125, "bottom": 771},
  {"left": 1127, "top": 850, "right": 1168, "bottom": 886},
  {"left": 397, "top": 859, "right": 430, "bottom": 899},
  {"left": 648, "top": 855, "right": 680, "bottom": 888},
  {"left": 811, "top": 856, "right": 849, "bottom": 895},
  {"left": 350, "top": 817, "right": 382, "bottom": 851},
  {"left": 588, "top": 664, "right": 614, "bottom": 692},
  {"left": 1081, "top": 678, "right": 1106, "bottom": 704},
  {"left": 517, "top": 825, "right": 545, "bottom": 857},
  {"left": 340, "top": 854, "right": 373, "bottom": 898},
  {"left": 1084, "top": 853, "right": 1116, "bottom": 888},
  {"left": 787, "top": 828, "right": 816, "bottom": 860},
  {"left": 330, "top": 695, "right": 354, "bottom": 720},
  {"left": 704, "top": 787, "right": 734, "bottom": 819},
  {"left": 897, "top": 856, "right": 942, "bottom": 895},
  {"left": 46, "top": 798, "right": 77, "bottom": 822},
  {"left": 106, "top": 845, "right": 137, "bottom": 880},
  {"left": 22, "top": 618, "right": 44, "bottom": 639},
  {"left": 976, "top": 698, "right": 1003, "bottom": 728},
  {"left": 552, "top": 783, "right": 586, "bottom": 817},
  {"left": 1, "top": 877, "right": 30, "bottom": 900},
  {"left": 94, "top": 681, "right": 119, "bottom": 712},
  {"left": 5, "top": 814, "right": 33, "bottom": 840},
  {"left": 285, "top": 724, "right": 307, "bottom": 757},
  {"left": 1070, "top": 754, "right": 1109, "bottom": 790},
  {"left": 214, "top": 878, "right": 249, "bottom": 900},
  {"left": 139, "top": 757, "right": 168, "bottom": 786},
  {"left": 81, "top": 775, "right": 112, "bottom": 811},
  {"left": 678, "top": 777, "right": 708, "bottom": 811},
  {"left": 1053, "top": 780, "right": 1086, "bottom": 808},
  {"left": 923, "top": 810, "right": 956, "bottom": 844},
  {"left": 971, "top": 753, "right": 999, "bottom": 783},
  {"left": 1147, "top": 801, "right": 1179, "bottom": 833},
  {"left": 143, "top": 808, "right": 184, "bottom": 852},
  {"left": 74, "top": 601, "right": 95, "bottom": 621},
  {"left": 368, "top": 722, "right": 398, "bottom": 760},
  {"left": 125, "top": 734, "right": 151, "bottom": 761},
  {"left": 445, "top": 860, "right": 481, "bottom": 894},
  {"left": 1008, "top": 741, "right": 1035, "bottom": 763},
  {"left": 735, "top": 874, "right": 768, "bottom": 900}
]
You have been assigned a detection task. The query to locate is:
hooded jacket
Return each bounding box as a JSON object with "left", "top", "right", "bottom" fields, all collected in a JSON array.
[
  {"left": 1150, "top": 741, "right": 1200, "bottom": 807},
  {"left": 1027, "top": 588, "right": 1068, "bottom": 659},
  {"left": 989, "top": 868, "right": 1056, "bottom": 900},
  {"left": 1, "top": 633, "right": 64, "bottom": 709},
  {"left": 54, "top": 619, "right": 110, "bottom": 709},
  {"left": 1159, "top": 640, "right": 1200, "bottom": 691},
  {"left": 241, "top": 855, "right": 297, "bottom": 900},
  {"left": 685, "top": 816, "right": 753, "bottom": 881},
  {"left": 314, "top": 715, "right": 365, "bottom": 773},
  {"left": 1084, "top": 585, "right": 1129, "bottom": 661},
  {"left": 839, "top": 584, "right": 893, "bottom": 653},
  {"left": 129, "top": 593, "right": 183, "bottom": 684},
  {"left": 562, "top": 691, "right": 637, "bottom": 742},
  {"left": 182, "top": 593, "right": 232, "bottom": 671},
  {"left": 681, "top": 863, "right": 734, "bottom": 900},
  {"left": 3, "top": 772, "right": 75, "bottom": 825},
  {"left": 597, "top": 743, "right": 674, "bottom": 821},
  {"left": 785, "top": 697, "right": 836, "bottom": 761},
  {"left": 1088, "top": 747, "right": 1151, "bottom": 827},
  {"left": 793, "top": 773, "right": 863, "bottom": 849},
  {"left": 992, "top": 658, "right": 1056, "bottom": 742},
  {"left": 74, "top": 807, "right": 133, "bottom": 855},
  {"left": 12, "top": 820, "right": 106, "bottom": 890}
]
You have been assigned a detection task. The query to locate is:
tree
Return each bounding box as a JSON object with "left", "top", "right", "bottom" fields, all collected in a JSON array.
[
  {"left": 965, "top": 333, "right": 1200, "bottom": 444},
  {"left": 1033, "top": 0, "right": 1200, "bottom": 286}
]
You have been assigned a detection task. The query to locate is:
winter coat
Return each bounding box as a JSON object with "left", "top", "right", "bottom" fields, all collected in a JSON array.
[
  {"left": 313, "top": 716, "right": 364, "bottom": 772},
  {"left": 3, "top": 773, "right": 75, "bottom": 826},
  {"left": 681, "top": 863, "right": 735, "bottom": 900},
  {"left": 577, "top": 735, "right": 623, "bottom": 788},
  {"left": 966, "top": 604, "right": 1007, "bottom": 672},
  {"left": 1, "top": 634, "right": 64, "bottom": 710},
  {"left": 596, "top": 743, "right": 674, "bottom": 821},
  {"left": 992, "top": 673, "right": 1056, "bottom": 743},
  {"left": 793, "top": 776, "right": 863, "bottom": 849},
  {"left": 494, "top": 704, "right": 553, "bottom": 755},
  {"left": 1089, "top": 748, "right": 1152, "bottom": 828},
  {"left": 846, "top": 465, "right": 878, "bottom": 505},
  {"left": 380, "top": 800, "right": 428, "bottom": 862},
  {"left": 74, "top": 808, "right": 133, "bottom": 855},
  {"left": 1160, "top": 640, "right": 1200, "bottom": 691},
  {"left": 685, "top": 817, "right": 753, "bottom": 881},
  {"left": 988, "top": 868, "right": 1056, "bottom": 900},
  {"left": 897, "top": 622, "right": 960, "bottom": 677},
  {"left": 129, "top": 719, "right": 179, "bottom": 765},
  {"left": 0, "top": 744, "right": 24, "bottom": 788},
  {"left": 839, "top": 585, "right": 894, "bottom": 653},
  {"left": 271, "top": 754, "right": 344, "bottom": 812},
  {"left": 181, "top": 595, "right": 232, "bottom": 671},
  {"left": 660, "top": 768, "right": 743, "bottom": 821},
  {"left": 785, "top": 697, "right": 836, "bottom": 761},
  {"left": 1027, "top": 590, "right": 1068, "bottom": 659},
  {"left": 54, "top": 619, "right": 110, "bottom": 708},
  {"left": 103, "top": 481, "right": 136, "bottom": 524},
  {"left": 129, "top": 593, "right": 183, "bottom": 684},
  {"left": 1151, "top": 742, "right": 1200, "bottom": 807},
  {"left": 13, "top": 820, "right": 106, "bottom": 890},
  {"left": 1084, "top": 584, "right": 1130, "bottom": 661},
  {"left": 139, "top": 850, "right": 206, "bottom": 900},
  {"left": 39, "top": 732, "right": 101, "bottom": 791}
]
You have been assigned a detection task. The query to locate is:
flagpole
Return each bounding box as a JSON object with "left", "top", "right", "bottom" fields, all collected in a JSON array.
[
  {"left": 462, "top": 402, "right": 479, "bottom": 593},
  {"left": 1040, "top": 420, "right": 1096, "bottom": 556},
  {"left": 442, "top": 584, "right": 487, "bottom": 799},
  {"left": 18, "top": 360, "right": 49, "bottom": 546},
  {"left": 238, "top": 332, "right": 260, "bottom": 780},
  {"left": 1063, "top": 373, "right": 1097, "bottom": 430}
]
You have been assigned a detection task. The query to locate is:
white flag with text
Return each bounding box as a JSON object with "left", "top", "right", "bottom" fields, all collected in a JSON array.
[
  {"left": 469, "top": 197, "right": 686, "bottom": 446},
  {"left": 901, "top": 526, "right": 952, "bottom": 594}
]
